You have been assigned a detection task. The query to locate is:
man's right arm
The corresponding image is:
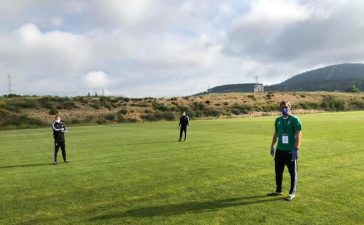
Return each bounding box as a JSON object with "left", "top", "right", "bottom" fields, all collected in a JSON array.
[
  {"left": 271, "top": 131, "right": 278, "bottom": 147},
  {"left": 52, "top": 122, "right": 62, "bottom": 131}
]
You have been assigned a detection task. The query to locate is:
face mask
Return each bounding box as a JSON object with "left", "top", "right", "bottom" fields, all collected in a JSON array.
[
  {"left": 281, "top": 108, "right": 289, "bottom": 116},
  {"left": 55, "top": 119, "right": 61, "bottom": 123}
]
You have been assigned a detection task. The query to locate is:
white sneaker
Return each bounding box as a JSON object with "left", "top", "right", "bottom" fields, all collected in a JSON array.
[
  {"left": 285, "top": 194, "right": 296, "bottom": 201},
  {"left": 52, "top": 161, "right": 57, "bottom": 165}
]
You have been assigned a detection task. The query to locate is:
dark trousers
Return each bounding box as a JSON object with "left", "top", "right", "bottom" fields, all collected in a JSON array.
[
  {"left": 274, "top": 150, "right": 298, "bottom": 195},
  {"left": 179, "top": 127, "right": 187, "bottom": 141},
  {"left": 54, "top": 140, "right": 67, "bottom": 162}
]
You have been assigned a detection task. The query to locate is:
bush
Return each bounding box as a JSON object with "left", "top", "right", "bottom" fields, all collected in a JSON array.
[
  {"left": 118, "top": 108, "right": 128, "bottom": 115},
  {"left": 161, "top": 112, "right": 175, "bottom": 121},
  {"left": 104, "top": 113, "right": 115, "bottom": 121},
  {"left": 96, "top": 118, "right": 107, "bottom": 124},
  {"left": 4, "top": 103, "right": 21, "bottom": 113},
  {"left": 117, "top": 114, "right": 125, "bottom": 122},
  {"left": 247, "top": 95, "right": 257, "bottom": 100},
  {"left": 346, "top": 85, "right": 360, "bottom": 93},
  {"left": 1, "top": 113, "right": 46, "bottom": 128},
  {"left": 152, "top": 102, "right": 169, "bottom": 111},
  {"left": 191, "top": 102, "right": 206, "bottom": 111},
  {"left": 83, "top": 115, "right": 95, "bottom": 123},
  {"left": 203, "top": 107, "right": 221, "bottom": 117},
  {"left": 231, "top": 109, "right": 240, "bottom": 115},
  {"left": 141, "top": 113, "right": 162, "bottom": 121},
  {"left": 126, "top": 118, "right": 137, "bottom": 123},
  {"left": 71, "top": 118, "right": 80, "bottom": 124},
  {"left": 350, "top": 100, "right": 364, "bottom": 109},
  {"left": 231, "top": 103, "right": 252, "bottom": 113},
  {"left": 321, "top": 96, "right": 347, "bottom": 111},
  {"left": 48, "top": 108, "right": 58, "bottom": 115}
]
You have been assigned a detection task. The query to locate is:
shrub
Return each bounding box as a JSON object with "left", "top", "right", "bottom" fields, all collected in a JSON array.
[
  {"left": 126, "top": 118, "right": 137, "bottom": 123},
  {"left": 205, "top": 100, "right": 211, "bottom": 105},
  {"left": 203, "top": 107, "right": 221, "bottom": 117},
  {"left": 141, "top": 113, "right": 162, "bottom": 121},
  {"left": 96, "top": 118, "right": 107, "bottom": 124},
  {"left": 152, "top": 102, "right": 169, "bottom": 111},
  {"left": 48, "top": 108, "right": 58, "bottom": 115},
  {"left": 191, "top": 102, "right": 206, "bottom": 111},
  {"left": 247, "top": 95, "right": 257, "bottom": 100},
  {"left": 231, "top": 109, "right": 240, "bottom": 115},
  {"left": 71, "top": 118, "right": 80, "bottom": 124},
  {"left": 161, "top": 112, "right": 175, "bottom": 121},
  {"left": 346, "top": 85, "right": 360, "bottom": 93},
  {"left": 90, "top": 102, "right": 101, "bottom": 109},
  {"left": 117, "top": 108, "right": 128, "bottom": 115},
  {"left": 104, "top": 113, "right": 115, "bottom": 121},
  {"left": 321, "top": 96, "right": 347, "bottom": 111},
  {"left": 1, "top": 113, "right": 45, "bottom": 128},
  {"left": 117, "top": 114, "right": 125, "bottom": 122},
  {"left": 4, "top": 103, "right": 21, "bottom": 113}
]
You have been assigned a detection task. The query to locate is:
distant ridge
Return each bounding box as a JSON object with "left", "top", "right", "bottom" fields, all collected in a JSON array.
[{"left": 205, "top": 63, "right": 364, "bottom": 94}]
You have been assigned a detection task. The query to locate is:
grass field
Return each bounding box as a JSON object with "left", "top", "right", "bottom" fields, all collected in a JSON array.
[{"left": 0, "top": 112, "right": 363, "bottom": 225}]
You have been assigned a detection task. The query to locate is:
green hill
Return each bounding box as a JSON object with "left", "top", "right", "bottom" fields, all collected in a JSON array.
[
  {"left": 268, "top": 63, "right": 364, "bottom": 91},
  {"left": 204, "top": 63, "right": 364, "bottom": 93}
]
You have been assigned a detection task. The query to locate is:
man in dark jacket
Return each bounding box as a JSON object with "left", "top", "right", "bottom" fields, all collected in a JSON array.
[
  {"left": 179, "top": 112, "right": 190, "bottom": 141},
  {"left": 52, "top": 115, "right": 68, "bottom": 164}
]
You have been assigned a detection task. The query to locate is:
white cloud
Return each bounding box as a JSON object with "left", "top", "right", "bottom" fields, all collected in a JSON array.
[
  {"left": 246, "top": 0, "right": 310, "bottom": 24},
  {"left": 51, "top": 17, "right": 63, "bottom": 28},
  {"left": 15, "top": 23, "right": 94, "bottom": 71},
  {"left": 1, "top": 1, "right": 364, "bottom": 97},
  {"left": 83, "top": 71, "right": 111, "bottom": 89}
]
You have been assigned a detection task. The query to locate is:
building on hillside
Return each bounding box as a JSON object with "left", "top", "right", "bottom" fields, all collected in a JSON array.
[{"left": 254, "top": 83, "right": 264, "bottom": 93}]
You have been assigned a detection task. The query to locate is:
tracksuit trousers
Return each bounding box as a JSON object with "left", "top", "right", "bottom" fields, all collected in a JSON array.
[
  {"left": 179, "top": 127, "right": 187, "bottom": 141},
  {"left": 275, "top": 150, "right": 298, "bottom": 195},
  {"left": 54, "top": 140, "right": 67, "bottom": 162}
]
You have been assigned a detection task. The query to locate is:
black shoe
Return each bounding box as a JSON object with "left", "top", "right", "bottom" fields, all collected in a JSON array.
[
  {"left": 267, "top": 191, "right": 282, "bottom": 196},
  {"left": 52, "top": 161, "right": 57, "bottom": 165},
  {"left": 64, "top": 160, "right": 69, "bottom": 163}
]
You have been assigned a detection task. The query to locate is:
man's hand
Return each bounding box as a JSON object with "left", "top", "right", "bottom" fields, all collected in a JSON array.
[
  {"left": 291, "top": 148, "right": 299, "bottom": 161},
  {"left": 270, "top": 146, "right": 275, "bottom": 157}
]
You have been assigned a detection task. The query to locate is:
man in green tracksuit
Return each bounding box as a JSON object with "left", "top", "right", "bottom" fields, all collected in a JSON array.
[{"left": 269, "top": 101, "right": 302, "bottom": 201}]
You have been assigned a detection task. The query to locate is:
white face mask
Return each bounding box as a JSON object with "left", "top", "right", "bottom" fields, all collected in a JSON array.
[{"left": 55, "top": 119, "right": 61, "bottom": 123}]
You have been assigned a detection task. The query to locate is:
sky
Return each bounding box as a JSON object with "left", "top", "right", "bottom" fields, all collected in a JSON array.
[{"left": 0, "top": 0, "right": 364, "bottom": 97}]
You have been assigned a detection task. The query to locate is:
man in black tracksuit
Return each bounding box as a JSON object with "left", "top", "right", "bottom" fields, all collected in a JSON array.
[
  {"left": 179, "top": 112, "right": 190, "bottom": 141},
  {"left": 52, "top": 115, "right": 68, "bottom": 164}
]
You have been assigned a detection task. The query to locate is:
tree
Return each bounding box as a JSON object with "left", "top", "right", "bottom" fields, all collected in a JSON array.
[{"left": 346, "top": 85, "right": 360, "bottom": 93}]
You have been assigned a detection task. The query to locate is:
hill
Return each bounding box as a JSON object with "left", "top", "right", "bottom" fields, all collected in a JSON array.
[
  {"left": 1, "top": 92, "right": 364, "bottom": 129},
  {"left": 204, "top": 63, "right": 364, "bottom": 93},
  {"left": 268, "top": 63, "right": 364, "bottom": 91}
]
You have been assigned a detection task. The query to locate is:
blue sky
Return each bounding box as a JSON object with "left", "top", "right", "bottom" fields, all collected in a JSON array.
[{"left": 1, "top": 0, "right": 364, "bottom": 97}]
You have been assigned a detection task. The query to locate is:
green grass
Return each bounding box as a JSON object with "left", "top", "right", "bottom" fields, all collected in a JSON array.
[{"left": 0, "top": 112, "right": 363, "bottom": 225}]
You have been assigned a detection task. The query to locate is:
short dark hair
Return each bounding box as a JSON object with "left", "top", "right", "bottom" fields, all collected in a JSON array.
[{"left": 279, "top": 101, "right": 291, "bottom": 108}]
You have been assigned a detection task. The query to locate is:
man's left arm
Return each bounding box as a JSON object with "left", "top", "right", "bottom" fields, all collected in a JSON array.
[
  {"left": 292, "top": 119, "right": 302, "bottom": 161},
  {"left": 294, "top": 131, "right": 302, "bottom": 149},
  {"left": 62, "top": 123, "right": 68, "bottom": 133}
]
